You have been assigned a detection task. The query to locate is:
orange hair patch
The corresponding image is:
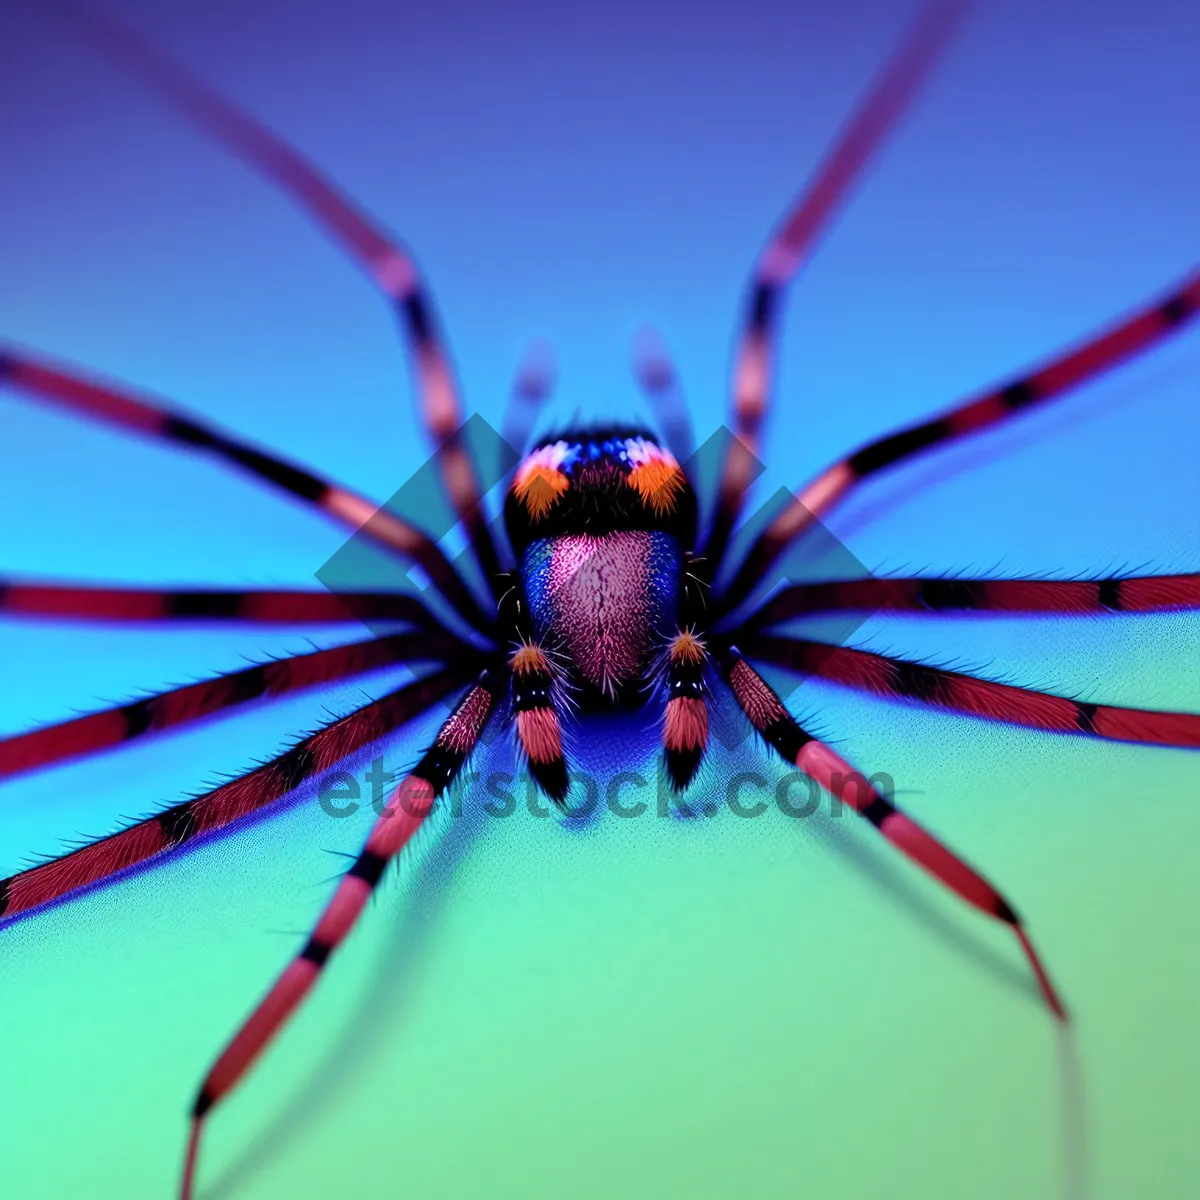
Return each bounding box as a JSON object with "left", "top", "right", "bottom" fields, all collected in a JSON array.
[
  {"left": 626, "top": 439, "right": 685, "bottom": 516},
  {"left": 669, "top": 629, "right": 707, "bottom": 665},
  {"left": 513, "top": 442, "right": 571, "bottom": 520},
  {"left": 510, "top": 642, "right": 551, "bottom": 676}
]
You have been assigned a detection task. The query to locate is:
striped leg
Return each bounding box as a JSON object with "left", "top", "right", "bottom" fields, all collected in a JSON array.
[
  {"left": 720, "top": 648, "right": 1066, "bottom": 1019},
  {"left": 0, "top": 630, "right": 470, "bottom": 782},
  {"left": 741, "top": 635, "right": 1200, "bottom": 748},
  {"left": 741, "top": 572, "right": 1200, "bottom": 627},
  {"left": 0, "top": 667, "right": 470, "bottom": 927},
  {"left": 501, "top": 339, "right": 556, "bottom": 459},
  {"left": 632, "top": 325, "right": 695, "bottom": 465},
  {"left": 60, "top": 6, "right": 507, "bottom": 601},
  {"left": 181, "top": 669, "right": 504, "bottom": 1200},
  {"left": 717, "top": 269, "right": 1200, "bottom": 619},
  {"left": 0, "top": 349, "right": 491, "bottom": 632},
  {"left": 703, "top": 0, "right": 963, "bottom": 572},
  {"left": 498, "top": 569, "right": 569, "bottom": 803},
  {"left": 510, "top": 642, "right": 569, "bottom": 803},
  {"left": 662, "top": 629, "right": 710, "bottom": 791},
  {"left": 0, "top": 579, "right": 445, "bottom": 626}
]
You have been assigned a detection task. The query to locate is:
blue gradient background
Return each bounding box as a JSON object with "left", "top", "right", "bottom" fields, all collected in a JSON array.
[{"left": 1, "top": 1, "right": 1198, "bottom": 1197}]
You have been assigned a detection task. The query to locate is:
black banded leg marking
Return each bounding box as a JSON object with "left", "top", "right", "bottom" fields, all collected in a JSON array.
[
  {"left": 719, "top": 647, "right": 1066, "bottom": 1020},
  {"left": 716, "top": 269, "right": 1200, "bottom": 620},
  {"left": 0, "top": 668, "right": 472, "bottom": 927},
  {"left": 511, "top": 643, "right": 569, "bottom": 803},
  {"left": 182, "top": 670, "right": 504, "bottom": 1198},
  {"left": 740, "top": 635, "right": 1200, "bottom": 749},
  {"left": 662, "top": 630, "right": 710, "bottom": 791},
  {"left": 704, "top": 0, "right": 964, "bottom": 572},
  {"left": 738, "top": 572, "right": 1200, "bottom": 626}
]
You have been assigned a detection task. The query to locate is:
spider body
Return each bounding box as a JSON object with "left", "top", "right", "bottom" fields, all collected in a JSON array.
[
  {"left": 521, "top": 529, "right": 683, "bottom": 693},
  {"left": 506, "top": 426, "right": 696, "bottom": 704},
  {"left": 3, "top": 6, "right": 1200, "bottom": 1198}
]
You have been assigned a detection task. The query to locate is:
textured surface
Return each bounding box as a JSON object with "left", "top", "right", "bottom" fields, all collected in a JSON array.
[{"left": 523, "top": 530, "right": 681, "bottom": 692}]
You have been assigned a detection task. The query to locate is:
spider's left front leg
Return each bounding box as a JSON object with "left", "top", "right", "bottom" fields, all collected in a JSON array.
[{"left": 718, "top": 646, "right": 1067, "bottom": 1021}]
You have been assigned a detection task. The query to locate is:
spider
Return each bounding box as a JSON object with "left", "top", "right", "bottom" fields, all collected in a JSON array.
[{"left": 2, "top": 4, "right": 1198, "bottom": 1197}]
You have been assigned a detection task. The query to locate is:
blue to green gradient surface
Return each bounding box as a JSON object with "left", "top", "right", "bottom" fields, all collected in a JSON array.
[{"left": 1, "top": 2, "right": 1197, "bottom": 1197}]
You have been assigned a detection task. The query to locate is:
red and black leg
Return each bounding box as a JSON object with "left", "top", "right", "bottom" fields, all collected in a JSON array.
[
  {"left": 660, "top": 553, "right": 714, "bottom": 790},
  {"left": 56, "top": 5, "right": 508, "bottom": 603},
  {"left": 499, "top": 571, "right": 569, "bottom": 802},
  {"left": 0, "top": 578, "right": 447, "bottom": 627},
  {"left": 740, "top": 635, "right": 1200, "bottom": 749},
  {"left": 703, "top": 0, "right": 964, "bottom": 574},
  {"left": 181, "top": 667, "right": 505, "bottom": 1199},
  {"left": 510, "top": 643, "right": 569, "bottom": 803},
  {"left": 662, "top": 630, "right": 711, "bottom": 791},
  {"left": 739, "top": 571, "right": 1200, "bottom": 626},
  {"left": 719, "top": 647, "right": 1066, "bottom": 1020},
  {"left": 0, "top": 666, "right": 473, "bottom": 926},
  {"left": 0, "top": 348, "right": 491, "bottom": 632},
  {"left": 0, "top": 630, "right": 471, "bottom": 782},
  {"left": 717, "top": 270, "right": 1200, "bottom": 619}
]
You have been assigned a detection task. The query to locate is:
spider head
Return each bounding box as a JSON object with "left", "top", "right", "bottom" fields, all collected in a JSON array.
[
  {"left": 504, "top": 427, "right": 697, "bottom": 702},
  {"left": 504, "top": 426, "right": 695, "bottom": 551}
]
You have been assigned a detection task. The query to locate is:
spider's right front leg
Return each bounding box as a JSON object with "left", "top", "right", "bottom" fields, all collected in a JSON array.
[{"left": 662, "top": 552, "right": 714, "bottom": 791}]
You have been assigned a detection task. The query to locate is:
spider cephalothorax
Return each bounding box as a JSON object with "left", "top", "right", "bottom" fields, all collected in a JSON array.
[{"left": 2, "top": 7, "right": 1199, "bottom": 1199}]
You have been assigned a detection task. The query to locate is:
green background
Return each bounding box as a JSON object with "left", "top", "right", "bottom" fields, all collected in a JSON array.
[{"left": 4, "top": 627, "right": 1199, "bottom": 1197}]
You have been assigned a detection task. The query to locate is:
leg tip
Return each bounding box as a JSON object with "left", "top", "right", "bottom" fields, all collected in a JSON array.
[
  {"left": 1014, "top": 924, "right": 1068, "bottom": 1023},
  {"left": 664, "top": 746, "right": 703, "bottom": 793},
  {"left": 181, "top": 1115, "right": 204, "bottom": 1200},
  {"left": 530, "top": 756, "right": 569, "bottom": 806}
]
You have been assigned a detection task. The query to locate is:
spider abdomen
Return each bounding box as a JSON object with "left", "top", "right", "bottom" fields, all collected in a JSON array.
[{"left": 522, "top": 530, "right": 681, "bottom": 698}]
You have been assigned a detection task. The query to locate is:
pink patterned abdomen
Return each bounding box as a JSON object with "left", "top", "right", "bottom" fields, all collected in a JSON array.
[{"left": 522, "top": 531, "right": 681, "bottom": 696}]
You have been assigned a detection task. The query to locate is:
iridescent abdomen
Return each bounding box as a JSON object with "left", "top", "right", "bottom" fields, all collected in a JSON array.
[{"left": 522, "top": 531, "right": 681, "bottom": 697}]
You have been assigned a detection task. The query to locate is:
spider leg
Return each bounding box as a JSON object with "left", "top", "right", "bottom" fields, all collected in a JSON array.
[
  {"left": 741, "top": 571, "right": 1200, "bottom": 628},
  {"left": 59, "top": 5, "right": 508, "bottom": 601},
  {"left": 0, "top": 630, "right": 470, "bottom": 782},
  {"left": 632, "top": 325, "right": 695, "bottom": 465},
  {"left": 658, "top": 553, "right": 713, "bottom": 790},
  {"left": 703, "top": 0, "right": 963, "bottom": 572},
  {"left": 719, "top": 647, "right": 1066, "bottom": 1019},
  {"left": 661, "top": 629, "right": 711, "bottom": 791},
  {"left": 500, "top": 339, "right": 556, "bottom": 459},
  {"left": 716, "top": 270, "right": 1200, "bottom": 619},
  {"left": 0, "top": 348, "right": 492, "bottom": 633},
  {"left": 0, "top": 665, "right": 473, "bottom": 927},
  {"left": 510, "top": 642, "right": 568, "bottom": 803},
  {"left": 498, "top": 573, "right": 569, "bottom": 802},
  {"left": 181, "top": 668, "right": 504, "bottom": 1200},
  {"left": 0, "top": 578, "right": 450, "bottom": 626},
  {"left": 740, "top": 634, "right": 1200, "bottom": 748}
]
